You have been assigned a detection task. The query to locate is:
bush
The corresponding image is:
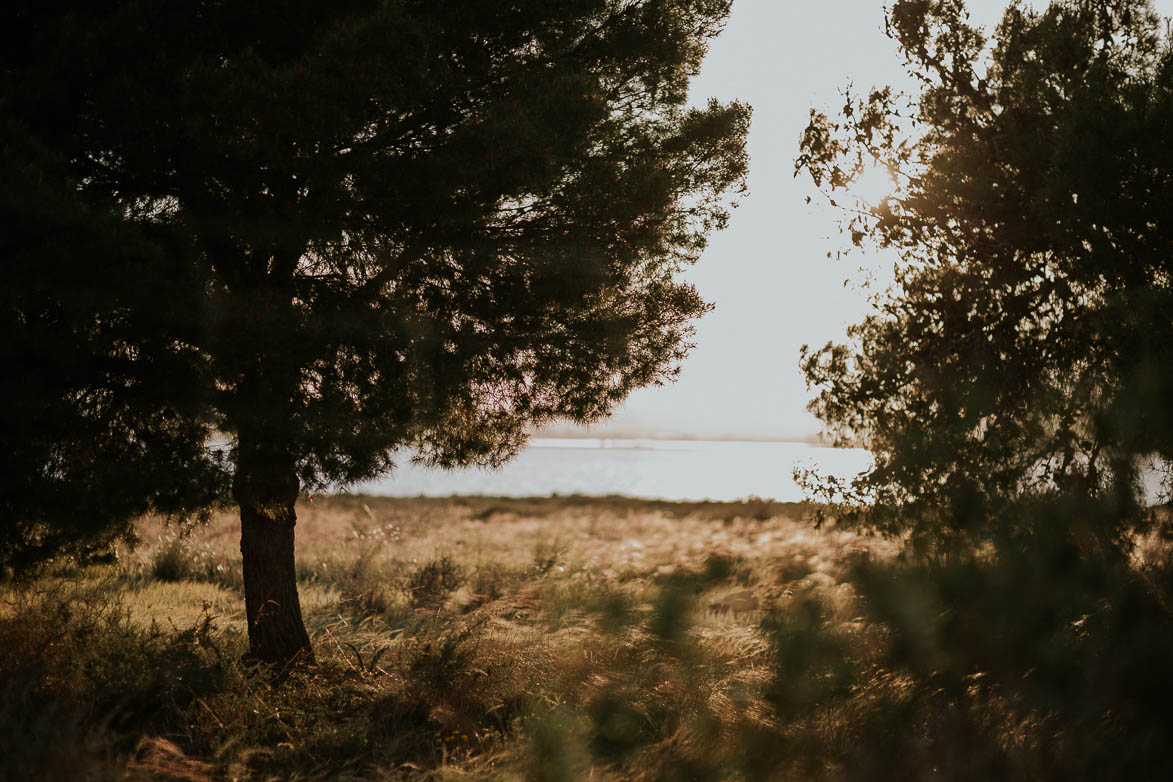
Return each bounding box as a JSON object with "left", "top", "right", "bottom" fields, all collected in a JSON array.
[
  {"left": 147, "top": 535, "right": 243, "bottom": 591},
  {"left": 408, "top": 556, "right": 463, "bottom": 609},
  {"left": 740, "top": 525, "right": 1173, "bottom": 781},
  {"left": 149, "top": 536, "right": 195, "bottom": 582},
  {"left": 0, "top": 582, "right": 233, "bottom": 780}
]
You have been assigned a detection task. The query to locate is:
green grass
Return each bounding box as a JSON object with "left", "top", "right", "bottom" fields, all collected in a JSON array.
[{"left": 2, "top": 496, "right": 1170, "bottom": 780}]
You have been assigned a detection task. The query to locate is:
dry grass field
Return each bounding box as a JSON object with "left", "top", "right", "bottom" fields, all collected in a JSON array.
[
  {"left": 2, "top": 495, "right": 1168, "bottom": 780},
  {"left": 127, "top": 494, "right": 889, "bottom": 640},
  {"left": 0, "top": 495, "right": 902, "bottom": 781}
]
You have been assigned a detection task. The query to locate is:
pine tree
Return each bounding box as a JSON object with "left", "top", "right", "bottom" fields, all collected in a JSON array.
[{"left": 3, "top": 1, "right": 749, "bottom": 663}]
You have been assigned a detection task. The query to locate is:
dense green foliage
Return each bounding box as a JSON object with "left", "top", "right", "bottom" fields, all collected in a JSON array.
[
  {"left": 797, "top": 0, "right": 1173, "bottom": 552},
  {"left": 1, "top": 109, "right": 228, "bottom": 569},
  {"left": 1, "top": 1, "right": 748, "bottom": 569}
]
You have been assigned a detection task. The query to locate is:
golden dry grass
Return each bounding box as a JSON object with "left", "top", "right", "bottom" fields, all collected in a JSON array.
[
  {"left": 2, "top": 495, "right": 900, "bottom": 781},
  {"left": 121, "top": 494, "right": 893, "bottom": 640},
  {"left": 7, "top": 495, "right": 1164, "bottom": 780}
]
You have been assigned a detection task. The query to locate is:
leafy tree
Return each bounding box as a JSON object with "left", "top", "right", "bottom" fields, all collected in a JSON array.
[
  {"left": 3, "top": 1, "right": 749, "bottom": 663},
  {"left": 796, "top": 0, "right": 1173, "bottom": 553}
]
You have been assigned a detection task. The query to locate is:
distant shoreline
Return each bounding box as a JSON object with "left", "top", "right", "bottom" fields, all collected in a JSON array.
[
  {"left": 311, "top": 492, "right": 810, "bottom": 519},
  {"left": 528, "top": 433, "right": 833, "bottom": 446},
  {"left": 352, "top": 438, "right": 873, "bottom": 503}
]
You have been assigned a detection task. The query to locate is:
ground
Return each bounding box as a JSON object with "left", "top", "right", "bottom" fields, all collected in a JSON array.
[
  {"left": 0, "top": 495, "right": 895, "bottom": 781},
  {"left": 6, "top": 495, "right": 1162, "bottom": 780}
]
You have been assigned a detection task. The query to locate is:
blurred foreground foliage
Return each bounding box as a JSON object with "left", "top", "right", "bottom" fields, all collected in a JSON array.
[{"left": 787, "top": 1, "right": 1173, "bottom": 777}]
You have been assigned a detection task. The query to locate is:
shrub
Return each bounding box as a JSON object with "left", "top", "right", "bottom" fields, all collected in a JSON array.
[
  {"left": 408, "top": 556, "right": 463, "bottom": 609},
  {"left": 0, "top": 582, "right": 233, "bottom": 780},
  {"left": 149, "top": 536, "right": 195, "bottom": 582}
]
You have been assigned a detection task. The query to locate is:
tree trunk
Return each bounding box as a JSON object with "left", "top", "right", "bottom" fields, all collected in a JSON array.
[
  {"left": 226, "top": 261, "right": 314, "bottom": 667},
  {"left": 235, "top": 452, "right": 314, "bottom": 667}
]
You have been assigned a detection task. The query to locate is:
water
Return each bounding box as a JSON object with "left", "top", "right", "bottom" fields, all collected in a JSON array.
[{"left": 351, "top": 438, "right": 872, "bottom": 502}]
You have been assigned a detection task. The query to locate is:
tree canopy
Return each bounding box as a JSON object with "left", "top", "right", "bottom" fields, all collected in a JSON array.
[
  {"left": 2, "top": 86, "right": 227, "bottom": 569},
  {"left": 2, "top": 0, "right": 749, "bottom": 660},
  {"left": 796, "top": 0, "right": 1173, "bottom": 553}
]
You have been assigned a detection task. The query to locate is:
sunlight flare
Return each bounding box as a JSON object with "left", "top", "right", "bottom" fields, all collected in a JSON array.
[{"left": 851, "top": 161, "right": 897, "bottom": 207}]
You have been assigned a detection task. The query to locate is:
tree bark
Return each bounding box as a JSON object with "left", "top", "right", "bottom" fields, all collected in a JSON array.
[{"left": 235, "top": 451, "right": 314, "bottom": 667}]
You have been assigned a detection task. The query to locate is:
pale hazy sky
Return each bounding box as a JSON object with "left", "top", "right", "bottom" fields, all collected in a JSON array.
[{"left": 545, "top": 0, "right": 1172, "bottom": 442}]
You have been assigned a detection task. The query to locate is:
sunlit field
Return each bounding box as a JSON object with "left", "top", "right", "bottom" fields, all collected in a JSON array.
[
  {"left": 1, "top": 495, "right": 899, "bottom": 781},
  {"left": 5, "top": 495, "right": 1170, "bottom": 781}
]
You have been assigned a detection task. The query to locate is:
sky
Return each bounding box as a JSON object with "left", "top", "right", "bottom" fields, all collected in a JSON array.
[{"left": 542, "top": 0, "right": 1173, "bottom": 442}]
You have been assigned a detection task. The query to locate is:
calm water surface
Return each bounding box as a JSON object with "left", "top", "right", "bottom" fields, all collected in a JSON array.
[{"left": 352, "top": 438, "right": 872, "bottom": 502}]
